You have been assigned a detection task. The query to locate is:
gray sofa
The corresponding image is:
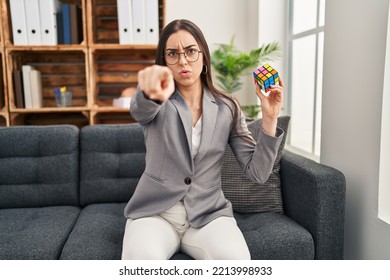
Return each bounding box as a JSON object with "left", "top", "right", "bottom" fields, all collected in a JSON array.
[{"left": 0, "top": 123, "right": 346, "bottom": 260}]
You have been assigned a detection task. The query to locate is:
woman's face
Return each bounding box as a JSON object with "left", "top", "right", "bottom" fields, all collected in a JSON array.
[{"left": 165, "top": 30, "right": 204, "bottom": 91}]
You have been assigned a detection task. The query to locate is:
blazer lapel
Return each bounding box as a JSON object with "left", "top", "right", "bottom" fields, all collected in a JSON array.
[
  {"left": 194, "top": 89, "right": 218, "bottom": 163},
  {"left": 169, "top": 91, "right": 192, "bottom": 157},
  {"left": 170, "top": 89, "right": 219, "bottom": 166}
]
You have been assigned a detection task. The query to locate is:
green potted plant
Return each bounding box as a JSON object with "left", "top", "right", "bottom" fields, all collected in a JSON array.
[{"left": 211, "top": 35, "right": 281, "bottom": 118}]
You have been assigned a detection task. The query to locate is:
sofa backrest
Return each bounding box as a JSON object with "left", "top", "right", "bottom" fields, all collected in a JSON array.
[
  {"left": 0, "top": 125, "right": 79, "bottom": 208},
  {"left": 79, "top": 123, "right": 146, "bottom": 206}
]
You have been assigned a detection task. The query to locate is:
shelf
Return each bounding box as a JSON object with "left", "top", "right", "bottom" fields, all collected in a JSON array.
[
  {"left": 9, "top": 106, "right": 89, "bottom": 113},
  {"left": 5, "top": 45, "right": 88, "bottom": 52},
  {"left": 0, "top": 50, "right": 6, "bottom": 112},
  {"left": 1, "top": 0, "right": 88, "bottom": 48},
  {"left": 10, "top": 111, "right": 89, "bottom": 128},
  {"left": 1, "top": 0, "right": 165, "bottom": 127},
  {"left": 91, "top": 106, "right": 130, "bottom": 113},
  {"left": 90, "top": 110, "right": 135, "bottom": 125},
  {"left": 90, "top": 44, "right": 158, "bottom": 51},
  {"left": 87, "top": 0, "right": 165, "bottom": 45},
  {"left": 6, "top": 49, "right": 88, "bottom": 110},
  {"left": 89, "top": 48, "right": 155, "bottom": 107}
]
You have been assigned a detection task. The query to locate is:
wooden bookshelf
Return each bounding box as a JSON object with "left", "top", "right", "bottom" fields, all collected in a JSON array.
[
  {"left": 0, "top": 47, "right": 9, "bottom": 127},
  {"left": 0, "top": 2, "right": 8, "bottom": 126},
  {"left": 1, "top": 0, "right": 165, "bottom": 126}
]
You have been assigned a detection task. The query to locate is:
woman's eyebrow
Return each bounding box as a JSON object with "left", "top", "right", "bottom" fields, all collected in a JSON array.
[
  {"left": 183, "top": 44, "right": 197, "bottom": 49},
  {"left": 166, "top": 44, "right": 197, "bottom": 51}
]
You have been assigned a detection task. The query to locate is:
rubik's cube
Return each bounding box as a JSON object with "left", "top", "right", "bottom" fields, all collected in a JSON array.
[{"left": 253, "top": 64, "right": 279, "bottom": 93}]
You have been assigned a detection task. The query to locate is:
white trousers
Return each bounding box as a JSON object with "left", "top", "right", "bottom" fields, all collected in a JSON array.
[{"left": 121, "top": 202, "right": 250, "bottom": 260}]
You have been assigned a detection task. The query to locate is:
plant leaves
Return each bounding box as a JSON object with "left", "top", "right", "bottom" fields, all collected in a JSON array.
[{"left": 211, "top": 36, "right": 282, "bottom": 94}]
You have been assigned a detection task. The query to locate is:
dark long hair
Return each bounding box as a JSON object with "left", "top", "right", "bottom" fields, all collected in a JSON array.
[{"left": 155, "top": 19, "right": 240, "bottom": 124}]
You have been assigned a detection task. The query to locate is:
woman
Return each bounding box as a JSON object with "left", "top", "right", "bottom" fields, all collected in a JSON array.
[{"left": 121, "top": 19, "right": 284, "bottom": 260}]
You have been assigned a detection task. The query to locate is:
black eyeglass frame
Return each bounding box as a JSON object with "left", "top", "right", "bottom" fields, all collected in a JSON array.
[{"left": 164, "top": 50, "right": 203, "bottom": 65}]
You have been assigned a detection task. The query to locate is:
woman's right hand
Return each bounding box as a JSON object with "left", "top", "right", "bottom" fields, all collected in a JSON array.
[{"left": 138, "top": 65, "right": 175, "bottom": 102}]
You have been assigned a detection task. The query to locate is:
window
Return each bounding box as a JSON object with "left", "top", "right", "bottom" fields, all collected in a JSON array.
[{"left": 286, "top": 0, "right": 326, "bottom": 160}]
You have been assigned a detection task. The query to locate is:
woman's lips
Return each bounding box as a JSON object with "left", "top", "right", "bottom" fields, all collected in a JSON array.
[{"left": 179, "top": 69, "right": 191, "bottom": 78}]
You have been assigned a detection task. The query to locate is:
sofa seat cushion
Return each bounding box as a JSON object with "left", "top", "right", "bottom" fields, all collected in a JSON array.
[
  {"left": 0, "top": 206, "right": 80, "bottom": 259},
  {"left": 60, "top": 203, "right": 127, "bottom": 260},
  {"left": 235, "top": 212, "right": 315, "bottom": 259},
  {"left": 173, "top": 212, "right": 315, "bottom": 260}
]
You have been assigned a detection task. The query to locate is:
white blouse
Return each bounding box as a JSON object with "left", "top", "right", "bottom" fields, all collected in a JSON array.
[{"left": 191, "top": 115, "right": 202, "bottom": 159}]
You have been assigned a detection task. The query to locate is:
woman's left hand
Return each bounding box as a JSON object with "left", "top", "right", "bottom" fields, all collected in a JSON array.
[
  {"left": 255, "top": 76, "right": 284, "bottom": 136},
  {"left": 255, "top": 76, "right": 284, "bottom": 120}
]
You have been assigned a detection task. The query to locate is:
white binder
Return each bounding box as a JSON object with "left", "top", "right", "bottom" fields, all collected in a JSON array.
[
  {"left": 22, "top": 65, "right": 33, "bottom": 108},
  {"left": 39, "top": 0, "right": 60, "bottom": 45},
  {"left": 9, "top": 0, "right": 28, "bottom": 45},
  {"left": 24, "top": 0, "right": 42, "bottom": 45},
  {"left": 30, "top": 69, "right": 43, "bottom": 108},
  {"left": 132, "top": 0, "right": 146, "bottom": 44},
  {"left": 145, "top": 0, "right": 159, "bottom": 44},
  {"left": 117, "top": 0, "right": 133, "bottom": 44}
]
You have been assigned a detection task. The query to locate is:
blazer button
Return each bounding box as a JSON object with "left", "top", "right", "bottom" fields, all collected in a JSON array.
[{"left": 184, "top": 177, "right": 192, "bottom": 185}]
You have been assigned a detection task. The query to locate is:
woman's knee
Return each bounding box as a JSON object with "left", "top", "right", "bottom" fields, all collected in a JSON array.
[
  {"left": 121, "top": 216, "right": 180, "bottom": 260},
  {"left": 181, "top": 241, "right": 250, "bottom": 260},
  {"left": 181, "top": 216, "right": 251, "bottom": 260}
]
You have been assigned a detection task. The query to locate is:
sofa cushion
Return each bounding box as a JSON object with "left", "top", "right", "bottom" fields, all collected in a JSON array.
[
  {"left": 235, "top": 212, "right": 314, "bottom": 259},
  {"left": 79, "top": 124, "right": 146, "bottom": 206},
  {"left": 221, "top": 116, "right": 290, "bottom": 213},
  {"left": 0, "top": 125, "right": 79, "bottom": 208},
  {"left": 171, "top": 211, "right": 313, "bottom": 260},
  {"left": 0, "top": 206, "right": 80, "bottom": 259},
  {"left": 60, "top": 203, "right": 127, "bottom": 260}
]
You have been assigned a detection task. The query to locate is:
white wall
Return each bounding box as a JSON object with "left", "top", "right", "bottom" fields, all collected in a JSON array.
[
  {"left": 378, "top": 2, "right": 390, "bottom": 225},
  {"left": 165, "top": 0, "right": 260, "bottom": 105},
  {"left": 258, "top": 0, "right": 287, "bottom": 88},
  {"left": 321, "top": 0, "right": 390, "bottom": 259}
]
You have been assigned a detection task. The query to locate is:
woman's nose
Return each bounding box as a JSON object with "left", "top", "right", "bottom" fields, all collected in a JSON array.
[{"left": 178, "top": 53, "right": 188, "bottom": 65}]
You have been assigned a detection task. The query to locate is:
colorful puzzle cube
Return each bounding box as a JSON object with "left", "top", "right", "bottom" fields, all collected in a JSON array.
[{"left": 253, "top": 64, "right": 279, "bottom": 93}]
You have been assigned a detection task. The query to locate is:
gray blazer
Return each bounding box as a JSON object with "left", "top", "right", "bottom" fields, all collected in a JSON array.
[{"left": 124, "top": 87, "right": 284, "bottom": 228}]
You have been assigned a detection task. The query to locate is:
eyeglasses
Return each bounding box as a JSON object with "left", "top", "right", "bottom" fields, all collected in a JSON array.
[{"left": 164, "top": 49, "right": 203, "bottom": 65}]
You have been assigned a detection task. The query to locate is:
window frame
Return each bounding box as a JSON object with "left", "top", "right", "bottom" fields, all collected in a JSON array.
[{"left": 285, "top": 0, "right": 325, "bottom": 161}]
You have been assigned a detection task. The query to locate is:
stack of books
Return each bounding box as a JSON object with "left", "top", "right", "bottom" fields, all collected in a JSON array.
[{"left": 13, "top": 66, "right": 43, "bottom": 109}]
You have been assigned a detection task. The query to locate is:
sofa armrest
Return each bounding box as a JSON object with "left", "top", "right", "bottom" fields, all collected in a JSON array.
[{"left": 280, "top": 150, "right": 346, "bottom": 259}]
